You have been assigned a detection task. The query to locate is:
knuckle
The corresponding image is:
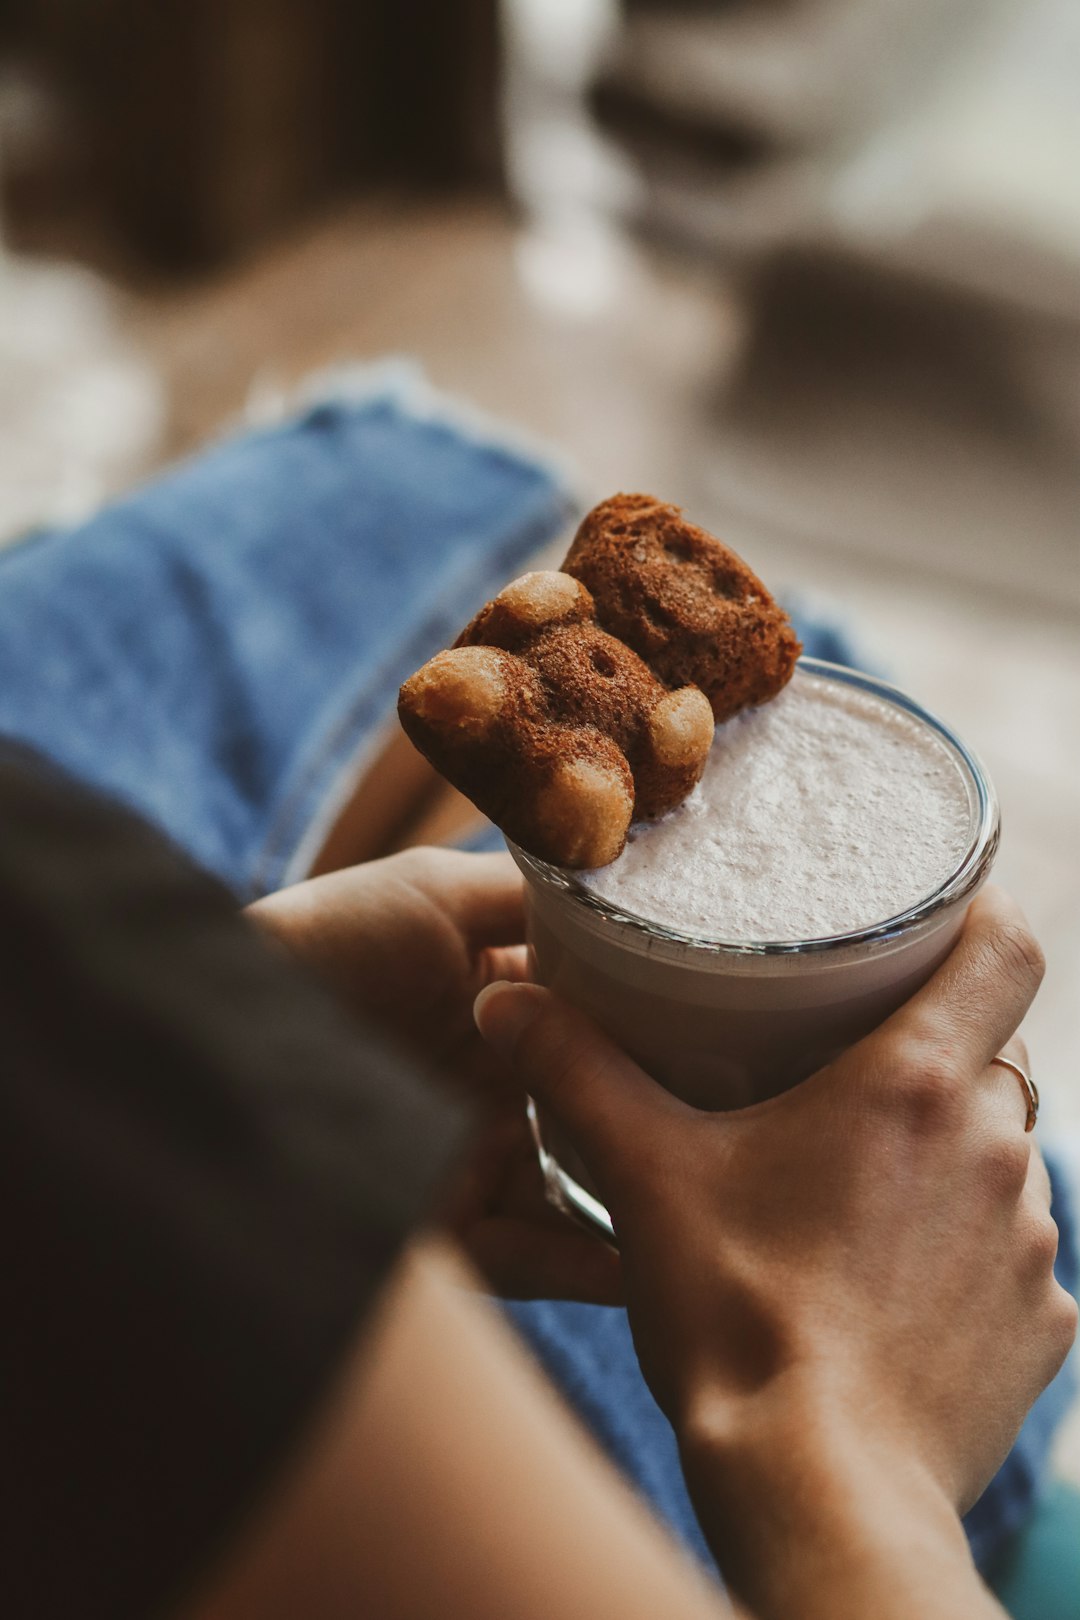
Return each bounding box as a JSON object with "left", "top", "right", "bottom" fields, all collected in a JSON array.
[
  {"left": 986, "top": 920, "right": 1046, "bottom": 997},
  {"left": 396, "top": 844, "right": 442, "bottom": 886},
  {"left": 1008, "top": 1034, "right": 1031, "bottom": 1074},
  {"left": 980, "top": 1135, "right": 1032, "bottom": 1203},
  {"left": 888, "top": 1043, "right": 964, "bottom": 1137},
  {"left": 1047, "top": 1288, "right": 1079, "bottom": 1371},
  {"left": 1022, "top": 1210, "right": 1061, "bottom": 1272},
  {"left": 903, "top": 1082, "right": 959, "bottom": 1140}
]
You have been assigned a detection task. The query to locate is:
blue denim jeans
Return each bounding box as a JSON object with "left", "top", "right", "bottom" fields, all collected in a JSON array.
[{"left": 1, "top": 363, "right": 1073, "bottom": 1575}]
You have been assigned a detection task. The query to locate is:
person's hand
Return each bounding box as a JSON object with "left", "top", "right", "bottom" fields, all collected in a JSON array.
[
  {"left": 475, "top": 888, "right": 1076, "bottom": 1607},
  {"left": 248, "top": 848, "right": 620, "bottom": 1304}
]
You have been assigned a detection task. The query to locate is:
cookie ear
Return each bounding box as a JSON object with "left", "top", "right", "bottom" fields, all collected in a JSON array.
[
  {"left": 456, "top": 570, "right": 594, "bottom": 651},
  {"left": 564, "top": 495, "right": 801, "bottom": 722}
]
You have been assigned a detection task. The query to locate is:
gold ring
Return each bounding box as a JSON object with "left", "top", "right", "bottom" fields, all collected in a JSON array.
[{"left": 990, "top": 1055, "right": 1039, "bottom": 1132}]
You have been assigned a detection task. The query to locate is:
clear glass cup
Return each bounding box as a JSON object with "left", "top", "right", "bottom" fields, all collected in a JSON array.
[{"left": 508, "top": 659, "right": 1000, "bottom": 1243}]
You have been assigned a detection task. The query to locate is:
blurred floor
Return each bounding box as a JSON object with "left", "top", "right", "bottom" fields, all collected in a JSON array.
[
  {"left": 129, "top": 197, "right": 739, "bottom": 489},
  {"left": 3, "top": 196, "right": 1078, "bottom": 1472}
]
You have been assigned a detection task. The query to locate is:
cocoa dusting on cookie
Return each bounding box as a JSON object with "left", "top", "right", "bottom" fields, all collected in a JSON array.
[
  {"left": 398, "top": 497, "right": 799, "bottom": 868},
  {"left": 565, "top": 494, "right": 800, "bottom": 723}
]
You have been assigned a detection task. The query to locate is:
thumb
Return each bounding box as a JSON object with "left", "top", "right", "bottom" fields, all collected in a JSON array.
[{"left": 473, "top": 981, "right": 685, "bottom": 1191}]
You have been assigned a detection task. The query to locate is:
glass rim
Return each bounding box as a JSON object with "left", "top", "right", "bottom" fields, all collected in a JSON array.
[{"left": 509, "top": 657, "right": 1000, "bottom": 960}]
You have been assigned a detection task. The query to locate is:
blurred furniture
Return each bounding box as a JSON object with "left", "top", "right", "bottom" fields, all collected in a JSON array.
[
  {"left": 583, "top": 0, "right": 1080, "bottom": 605},
  {"left": 1, "top": 0, "right": 503, "bottom": 270}
]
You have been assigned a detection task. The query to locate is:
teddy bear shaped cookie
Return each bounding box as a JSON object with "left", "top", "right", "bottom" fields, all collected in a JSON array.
[{"left": 398, "top": 496, "right": 799, "bottom": 868}]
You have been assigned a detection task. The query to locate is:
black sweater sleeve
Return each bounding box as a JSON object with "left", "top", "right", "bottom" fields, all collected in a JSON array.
[{"left": 0, "top": 747, "right": 471, "bottom": 1620}]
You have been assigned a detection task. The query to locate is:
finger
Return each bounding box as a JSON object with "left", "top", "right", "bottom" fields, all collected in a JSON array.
[
  {"left": 438, "top": 1107, "right": 624, "bottom": 1303},
  {"left": 466, "top": 1218, "right": 624, "bottom": 1304},
  {"left": 997, "top": 1035, "right": 1051, "bottom": 1215},
  {"left": 974, "top": 1034, "right": 1035, "bottom": 1138},
  {"left": 480, "top": 943, "right": 530, "bottom": 989},
  {"left": 1024, "top": 1142, "right": 1053, "bottom": 1212},
  {"left": 871, "top": 887, "right": 1045, "bottom": 1080},
  {"left": 1006, "top": 1033, "right": 1030, "bottom": 1075},
  {"left": 474, "top": 982, "right": 688, "bottom": 1189},
  {"left": 430, "top": 849, "right": 526, "bottom": 948},
  {"left": 449, "top": 1036, "right": 530, "bottom": 1105}
]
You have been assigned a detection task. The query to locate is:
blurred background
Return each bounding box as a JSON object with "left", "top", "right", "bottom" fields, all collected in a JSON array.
[{"left": 1, "top": 0, "right": 1078, "bottom": 1433}]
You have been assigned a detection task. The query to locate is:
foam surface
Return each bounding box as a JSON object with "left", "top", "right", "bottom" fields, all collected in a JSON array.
[{"left": 580, "top": 672, "right": 973, "bottom": 941}]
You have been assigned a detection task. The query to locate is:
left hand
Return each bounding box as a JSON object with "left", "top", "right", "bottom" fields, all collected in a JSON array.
[
  {"left": 474, "top": 889, "right": 1074, "bottom": 1542},
  {"left": 247, "top": 848, "right": 621, "bottom": 1304}
]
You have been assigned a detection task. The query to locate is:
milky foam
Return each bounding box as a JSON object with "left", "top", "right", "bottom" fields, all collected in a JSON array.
[{"left": 581, "top": 672, "right": 974, "bottom": 942}]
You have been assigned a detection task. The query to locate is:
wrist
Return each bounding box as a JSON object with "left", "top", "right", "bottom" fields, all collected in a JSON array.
[{"left": 678, "top": 1385, "right": 994, "bottom": 1620}]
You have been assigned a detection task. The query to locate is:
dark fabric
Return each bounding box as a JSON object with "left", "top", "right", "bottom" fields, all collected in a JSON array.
[{"left": 0, "top": 747, "right": 470, "bottom": 1620}]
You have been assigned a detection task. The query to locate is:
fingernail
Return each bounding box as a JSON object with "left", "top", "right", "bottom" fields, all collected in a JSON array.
[{"left": 474, "top": 981, "right": 542, "bottom": 1055}]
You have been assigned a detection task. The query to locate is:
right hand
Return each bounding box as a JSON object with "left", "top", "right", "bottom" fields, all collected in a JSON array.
[{"left": 475, "top": 887, "right": 1077, "bottom": 1521}]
